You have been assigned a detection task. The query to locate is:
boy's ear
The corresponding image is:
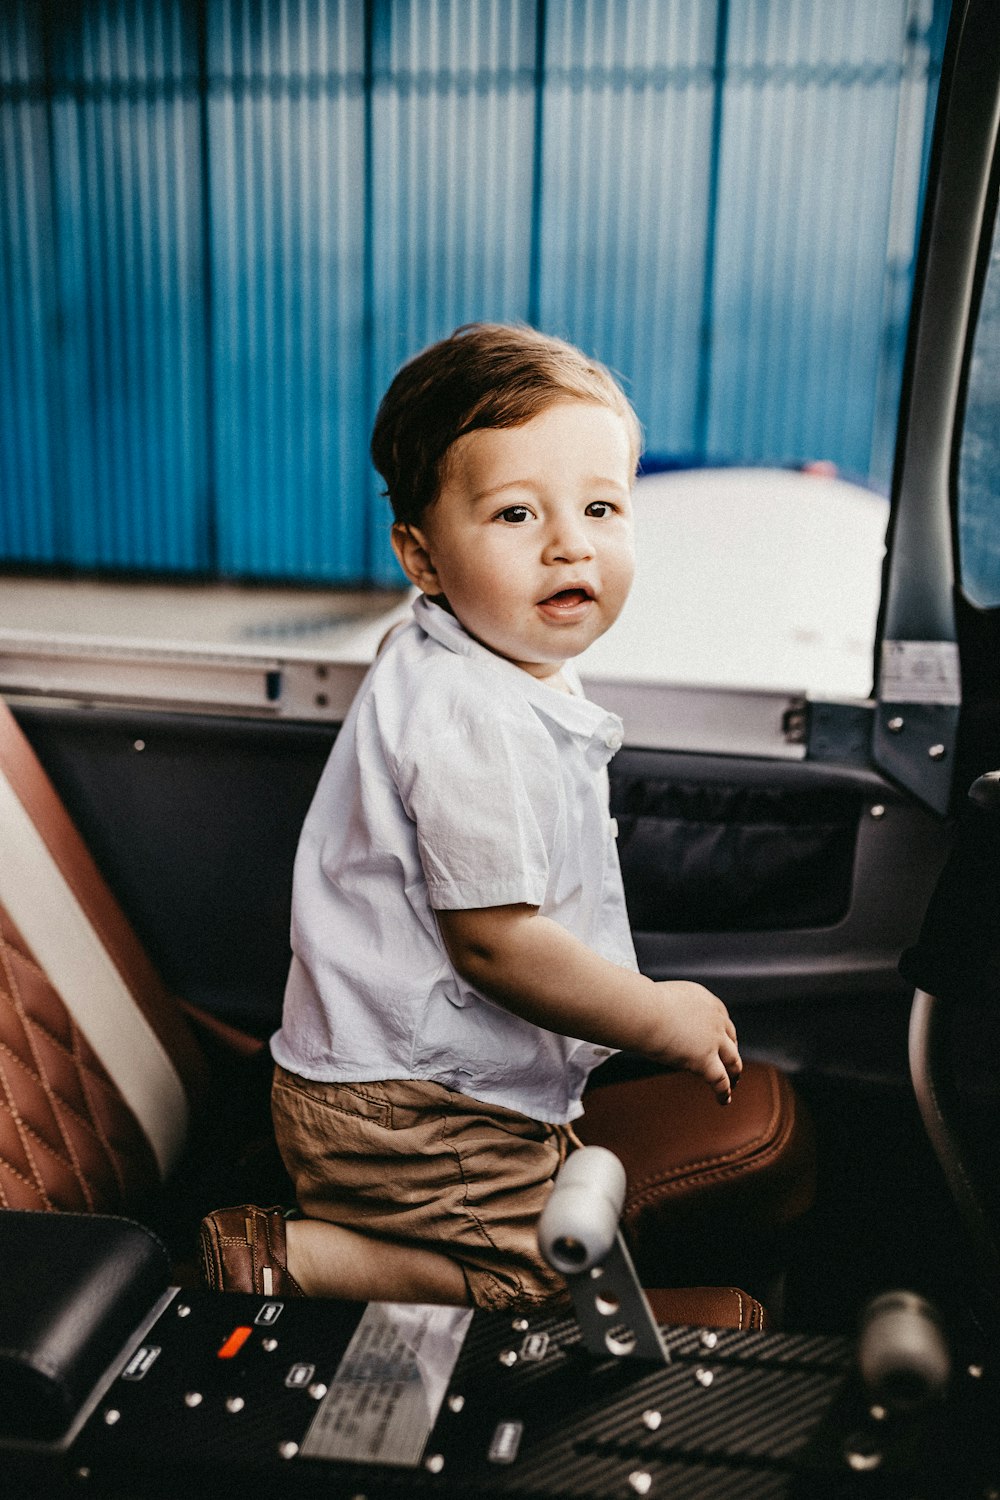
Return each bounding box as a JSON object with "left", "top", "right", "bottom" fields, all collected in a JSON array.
[{"left": 391, "top": 522, "right": 440, "bottom": 593}]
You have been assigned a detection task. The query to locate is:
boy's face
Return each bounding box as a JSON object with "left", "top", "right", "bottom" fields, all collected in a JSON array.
[{"left": 392, "top": 401, "right": 636, "bottom": 680}]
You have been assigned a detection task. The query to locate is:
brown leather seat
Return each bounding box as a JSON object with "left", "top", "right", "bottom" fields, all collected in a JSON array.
[
  {"left": 646, "top": 1284, "right": 766, "bottom": 1330},
  {"left": 578, "top": 1064, "right": 815, "bottom": 1285},
  {"left": 0, "top": 698, "right": 807, "bottom": 1327},
  {"left": 0, "top": 701, "right": 207, "bottom": 1212}
]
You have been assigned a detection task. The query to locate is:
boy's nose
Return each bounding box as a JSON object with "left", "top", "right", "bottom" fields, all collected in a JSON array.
[{"left": 542, "top": 520, "right": 594, "bottom": 564}]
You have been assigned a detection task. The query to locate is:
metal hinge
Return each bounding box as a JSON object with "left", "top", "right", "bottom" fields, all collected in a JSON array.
[{"left": 781, "top": 696, "right": 808, "bottom": 744}]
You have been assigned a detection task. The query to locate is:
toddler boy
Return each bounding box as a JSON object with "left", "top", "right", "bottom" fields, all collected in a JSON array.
[{"left": 200, "top": 324, "right": 741, "bottom": 1309}]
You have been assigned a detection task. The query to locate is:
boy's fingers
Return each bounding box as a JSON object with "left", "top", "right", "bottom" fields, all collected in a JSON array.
[
  {"left": 704, "top": 1055, "right": 733, "bottom": 1103},
  {"left": 721, "top": 1034, "right": 742, "bottom": 1073},
  {"left": 717, "top": 1039, "right": 742, "bottom": 1098}
]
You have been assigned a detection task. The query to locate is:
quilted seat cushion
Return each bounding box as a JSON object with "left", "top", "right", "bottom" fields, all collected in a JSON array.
[
  {"left": 0, "top": 699, "right": 208, "bottom": 1203},
  {"left": 0, "top": 907, "right": 158, "bottom": 1212}
]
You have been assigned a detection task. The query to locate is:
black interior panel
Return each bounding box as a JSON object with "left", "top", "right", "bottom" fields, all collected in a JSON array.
[
  {"left": 612, "top": 767, "right": 863, "bottom": 932},
  {"left": 15, "top": 703, "right": 335, "bottom": 1032},
  {"left": 13, "top": 707, "right": 952, "bottom": 1069}
]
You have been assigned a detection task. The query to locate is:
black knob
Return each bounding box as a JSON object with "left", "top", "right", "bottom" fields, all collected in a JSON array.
[{"left": 968, "top": 770, "right": 1000, "bottom": 811}]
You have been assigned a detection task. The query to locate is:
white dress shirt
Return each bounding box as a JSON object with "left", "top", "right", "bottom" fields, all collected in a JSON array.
[{"left": 271, "top": 595, "right": 638, "bottom": 1123}]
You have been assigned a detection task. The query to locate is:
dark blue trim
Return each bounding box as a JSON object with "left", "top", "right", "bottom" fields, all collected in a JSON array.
[
  {"left": 527, "top": 0, "right": 547, "bottom": 330},
  {"left": 196, "top": 0, "right": 217, "bottom": 574},
  {"left": 363, "top": 0, "right": 378, "bottom": 577},
  {"left": 694, "top": 0, "right": 729, "bottom": 462}
]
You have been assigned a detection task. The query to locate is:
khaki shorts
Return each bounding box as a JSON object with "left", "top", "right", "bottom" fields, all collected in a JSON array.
[{"left": 271, "top": 1065, "right": 576, "bottom": 1310}]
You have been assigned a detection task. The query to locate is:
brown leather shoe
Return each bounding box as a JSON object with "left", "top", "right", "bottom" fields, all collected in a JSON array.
[{"left": 199, "top": 1205, "right": 305, "bottom": 1297}]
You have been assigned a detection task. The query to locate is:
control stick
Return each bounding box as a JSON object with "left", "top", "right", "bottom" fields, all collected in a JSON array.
[{"left": 538, "top": 1146, "right": 669, "bottom": 1365}]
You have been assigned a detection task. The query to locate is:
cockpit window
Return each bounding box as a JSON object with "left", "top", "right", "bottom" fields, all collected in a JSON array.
[{"left": 957, "top": 188, "right": 1000, "bottom": 609}]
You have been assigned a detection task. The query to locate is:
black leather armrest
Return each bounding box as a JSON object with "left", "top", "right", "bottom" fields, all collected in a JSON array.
[{"left": 0, "top": 1210, "right": 169, "bottom": 1442}]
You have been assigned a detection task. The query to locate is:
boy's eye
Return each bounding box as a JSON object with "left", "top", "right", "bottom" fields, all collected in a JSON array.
[
  {"left": 497, "top": 505, "right": 531, "bottom": 523},
  {"left": 585, "top": 500, "right": 616, "bottom": 518}
]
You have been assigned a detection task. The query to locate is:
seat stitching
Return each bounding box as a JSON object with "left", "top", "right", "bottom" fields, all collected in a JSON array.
[
  {"left": 0, "top": 931, "right": 148, "bottom": 1151},
  {"left": 1, "top": 935, "right": 54, "bottom": 986},
  {"left": 623, "top": 1122, "right": 796, "bottom": 1214},
  {"left": 0, "top": 911, "right": 169, "bottom": 1183},
  {"left": 613, "top": 1073, "right": 785, "bottom": 1194},
  {"left": 2, "top": 1028, "right": 138, "bottom": 1130},
  {"left": 0, "top": 1152, "right": 57, "bottom": 1200},
  {"left": 1, "top": 923, "right": 90, "bottom": 1199},
  {"left": 73, "top": 1017, "right": 118, "bottom": 1206},
  {"left": 620, "top": 1085, "right": 792, "bottom": 1197},
  {"left": 0, "top": 1106, "right": 118, "bottom": 1176},
  {"left": 0, "top": 1038, "right": 135, "bottom": 1160},
  {"left": 0, "top": 928, "right": 52, "bottom": 1208},
  {"left": 1, "top": 957, "right": 139, "bottom": 1102}
]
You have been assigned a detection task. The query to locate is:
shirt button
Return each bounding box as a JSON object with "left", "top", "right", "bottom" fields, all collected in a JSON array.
[{"left": 602, "top": 727, "right": 623, "bottom": 752}]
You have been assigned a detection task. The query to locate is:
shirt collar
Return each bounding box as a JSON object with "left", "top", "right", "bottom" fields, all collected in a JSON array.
[{"left": 412, "top": 595, "right": 624, "bottom": 767}]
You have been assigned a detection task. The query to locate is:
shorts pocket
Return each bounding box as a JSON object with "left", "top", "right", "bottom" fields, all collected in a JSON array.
[{"left": 272, "top": 1070, "right": 393, "bottom": 1129}]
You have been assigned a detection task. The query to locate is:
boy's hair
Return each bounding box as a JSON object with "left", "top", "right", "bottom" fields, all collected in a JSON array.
[{"left": 371, "top": 323, "right": 642, "bottom": 526}]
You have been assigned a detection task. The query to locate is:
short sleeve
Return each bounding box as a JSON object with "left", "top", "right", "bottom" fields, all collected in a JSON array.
[{"left": 392, "top": 693, "right": 560, "bottom": 911}]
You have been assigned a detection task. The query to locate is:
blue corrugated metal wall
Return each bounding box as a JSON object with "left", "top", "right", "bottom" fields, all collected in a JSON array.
[{"left": 0, "top": 0, "right": 948, "bottom": 585}]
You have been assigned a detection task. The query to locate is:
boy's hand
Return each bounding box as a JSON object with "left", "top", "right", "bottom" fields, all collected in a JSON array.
[{"left": 647, "top": 981, "right": 742, "bottom": 1104}]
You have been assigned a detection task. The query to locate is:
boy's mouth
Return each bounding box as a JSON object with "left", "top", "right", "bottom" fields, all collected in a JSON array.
[
  {"left": 538, "top": 586, "right": 595, "bottom": 608},
  {"left": 537, "top": 585, "right": 596, "bottom": 617}
]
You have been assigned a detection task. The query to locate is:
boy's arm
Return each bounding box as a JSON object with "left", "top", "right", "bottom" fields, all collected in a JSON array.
[{"left": 436, "top": 904, "right": 741, "bottom": 1103}]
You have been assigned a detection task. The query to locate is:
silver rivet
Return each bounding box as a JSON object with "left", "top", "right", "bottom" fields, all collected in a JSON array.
[
  {"left": 628, "top": 1472, "right": 652, "bottom": 1495},
  {"left": 133, "top": 739, "right": 146, "bottom": 752},
  {"left": 225, "top": 1396, "right": 245, "bottom": 1414},
  {"left": 425, "top": 1453, "right": 445, "bottom": 1474},
  {"left": 887, "top": 716, "right": 904, "bottom": 733},
  {"left": 75, "top": 1467, "right": 92, "bottom": 1480},
  {"left": 103, "top": 1409, "right": 121, "bottom": 1426},
  {"left": 641, "top": 1409, "right": 662, "bottom": 1431},
  {"left": 968, "top": 1363, "right": 985, "bottom": 1379},
  {"left": 499, "top": 1349, "right": 517, "bottom": 1367},
  {"left": 845, "top": 1447, "right": 882, "bottom": 1472},
  {"left": 700, "top": 1329, "right": 719, "bottom": 1349},
  {"left": 929, "top": 743, "right": 946, "bottom": 760},
  {"left": 278, "top": 1440, "right": 299, "bottom": 1459},
  {"left": 511, "top": 1317, "right": 529, "bottom": 1332},
  {"left": 869, "top": 1403, "right": 887, "bottom": 1422},
  {"left": 262, "top": 1337, "right": 278, "bottom": 1352},
  {"left": 870, "top": 804, "right": 886, "bottom": 819},
  {"left": 448, "top": 1394, "right": 465, "bottom": 1413},
  {"left": 176, "top": 1304, "right": 191, "bottom": 1318},
  {"left": 184, "top": 1392, "right": 203, "bottom": 1408},
  {"left": 308, "top": 1383, "right": 327, "bottom": 1401},
  {"left": 694, "top": 1367, "right": 714, "bottom": 1387}
]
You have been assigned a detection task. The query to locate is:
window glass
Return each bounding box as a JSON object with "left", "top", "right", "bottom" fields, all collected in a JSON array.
[
  {"left": 1, "top": 0, "right": 947, "bottom": 597},
  {"left": 958, "top": 192, "right": 1000, "bottom": 608}
]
